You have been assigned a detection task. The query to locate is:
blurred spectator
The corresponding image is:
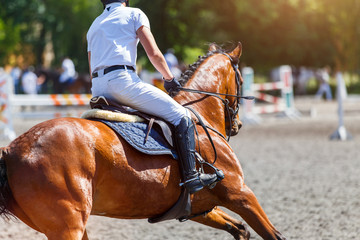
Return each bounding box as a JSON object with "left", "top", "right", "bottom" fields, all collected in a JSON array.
[
  {"left": 164, "top": 49, "right": 181, "bottom": 78},
  {"left": 45, "top": 68, "right": 61, "bottom": 94},
  {"left": 295, "top": 67, "right": 313, "bottom": 95},
  {"left": 21, "top": 66, "right": 38, "bottom": 94},
  {"left": 59, "top": 57, "right": 76, "bottom": 93},
  {"left": 35, "top": 67, "right": 50, "bottom": 94},
  {"left": 315, "top": 66, "right": 332, "bottom": 101},
  {"left": 36, "top": 70, "right": 47, "bottom": 94},
  {"left": 10, "top": 66, "right": 22, "bottom": 94}
]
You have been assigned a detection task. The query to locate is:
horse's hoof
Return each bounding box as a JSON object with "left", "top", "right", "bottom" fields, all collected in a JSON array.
[{"left": 235, "top": 222, "right": 251, "bottom": 240}]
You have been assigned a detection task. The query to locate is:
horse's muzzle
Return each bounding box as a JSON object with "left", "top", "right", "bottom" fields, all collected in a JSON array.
[{"left": 230, "top": 119, "right": 242, "bottom": 136}]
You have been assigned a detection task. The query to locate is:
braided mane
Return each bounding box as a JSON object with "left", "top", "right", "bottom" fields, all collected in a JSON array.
[
  {"left": 170, "top": 43, "right": 240, "bottom": 97},
  {"left": 177, "top": 47, "right": 226, "bottom": 87}
]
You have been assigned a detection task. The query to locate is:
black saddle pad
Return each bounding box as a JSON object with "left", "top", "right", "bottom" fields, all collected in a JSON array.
[{"left": 97, "top": 119, "right": 177, "bottom": 159}]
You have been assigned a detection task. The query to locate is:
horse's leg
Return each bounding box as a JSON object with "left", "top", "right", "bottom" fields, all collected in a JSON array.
[
  {"left": 9, "top": 170, "right": 92, "bottom": 240},
  {"left": 222, "top": 184, "right": 286, "bottom": 240},
  {"left": 82, "top": 229, "right": 89, "bottom": 240},
  {"left": 192, "top": 207, "right": 250, "bottom": 240},
  {"left": 27, "top": 186, "right": 91, "bottom": 240},
  {"left": 16, "top": 189, "right": 91, "bottom": 240},
  {"left": 8, "top": 201, "right": 42, "bottom": 233}
]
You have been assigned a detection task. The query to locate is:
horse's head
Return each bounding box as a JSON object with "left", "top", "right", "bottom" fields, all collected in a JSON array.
[
  {"left": 175, "top": 42, "right": 245, "bottom": 140},
  {"left": 226, "top": 42, "right": 244, "bottom": 136},
  {"left": 208, "top": 43, "right": 244, "bottom": 137}
]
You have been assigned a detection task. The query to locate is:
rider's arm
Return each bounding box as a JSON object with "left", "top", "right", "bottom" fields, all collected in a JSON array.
[
  {"left": 137, "top": 26, "right": 174, "bottom": 81},
  {"left": 88, "top": 51, "right": 92, "bottom": 80}
]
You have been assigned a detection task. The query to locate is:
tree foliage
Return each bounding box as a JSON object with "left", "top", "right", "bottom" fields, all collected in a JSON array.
[
  {"left": 0, "top": 0, "right": 101, "bottom": 70},
  {"left": 0, "top": 0, "right": 359, "bottom": 73}
]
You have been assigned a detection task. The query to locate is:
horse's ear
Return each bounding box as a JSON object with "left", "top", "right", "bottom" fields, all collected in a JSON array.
[
  {"left": 208, "top": 43, "right": 217, "bottom": 52},
  {"left": 229, "top": 42, "right": 242, "bottom": 62}
]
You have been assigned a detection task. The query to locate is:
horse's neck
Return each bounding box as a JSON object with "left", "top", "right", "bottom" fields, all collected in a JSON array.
[{"left": 175, "top": 58, "right": 228, "bottom": 134}]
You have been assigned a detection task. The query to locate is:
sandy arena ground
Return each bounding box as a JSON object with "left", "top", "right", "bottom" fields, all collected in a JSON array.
[{"left": 0, "top": 97, "right": 359, "bottom": 240}]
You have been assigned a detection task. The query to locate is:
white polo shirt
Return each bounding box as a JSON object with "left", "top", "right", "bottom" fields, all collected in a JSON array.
[{"left": 87, "top": 3, "right": 150, "bottom": 72}]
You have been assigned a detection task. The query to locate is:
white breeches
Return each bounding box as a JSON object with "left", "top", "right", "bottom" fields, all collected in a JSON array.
[{"left": 91, "top": 69, "right": 189, "bottom": 126}]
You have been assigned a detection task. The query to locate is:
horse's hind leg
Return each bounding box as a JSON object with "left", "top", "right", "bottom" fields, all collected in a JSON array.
[
  {"left": 9, "top": 172, "right": 92, "bottom": 240},
  {"left": 17, "top": 195, "right": 91, "bottom": 240},
  {"left": 192, "top": 207, "right": 250, "bottom": 240},
  {"left": 223, "top": 184, "right": 286, "bottom": 240}
]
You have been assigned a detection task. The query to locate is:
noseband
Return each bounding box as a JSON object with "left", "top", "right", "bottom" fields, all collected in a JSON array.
[{"left": 179, "top": 53, "right": 254, "bottom": 141}]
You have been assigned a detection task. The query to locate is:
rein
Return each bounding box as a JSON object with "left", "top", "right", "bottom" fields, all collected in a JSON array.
[
  {"left": 177, "top": 53, "right": 254, "bottom": 167},
  {"left": 179, "top": 53, "right": 254, "bottom": 142},
  {"left": 179, "top": 87, "right": 255, "bottom": 100}
]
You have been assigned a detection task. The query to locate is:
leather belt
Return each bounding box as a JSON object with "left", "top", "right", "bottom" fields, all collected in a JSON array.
[{"left": 92, "top": 65, "right": 135, "bottom": 78}]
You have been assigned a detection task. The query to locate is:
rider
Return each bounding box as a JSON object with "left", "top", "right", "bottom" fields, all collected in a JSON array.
[
  {"left": 59, "top": 57, "right": 76, "bottom": 93},
  {"left": 87, "top": 0, "right": 222, "bottom": 194}
]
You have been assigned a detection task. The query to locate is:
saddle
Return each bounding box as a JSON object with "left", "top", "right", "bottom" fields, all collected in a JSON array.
[
  {"left": 84, "top": 96, "right": 195, "bottom": 223},
  {"left": 89, "top": 96, "right": 174, "bottom": 148}
]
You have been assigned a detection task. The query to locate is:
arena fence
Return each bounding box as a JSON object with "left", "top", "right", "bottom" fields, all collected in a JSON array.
[
  {"left": 9, "top": 93, "right": 91, "bottom": 119},
  {"left": 330, "top": 72, "right": 352, "bottom": 141},
  {"left": 0, "top": 70, "right": 16, "bottom": 140},
  {"left": 10, "top": 93, "right": 92, "bottom": 107},
  {"left": 1, "top": 66, "right": 301, "bottom": 140},
  {"left": 0, "top": 69, "right": 92, "bottom": 140},
  {"left": 241, "top": 65, "right": 301, "bottom": 124}
]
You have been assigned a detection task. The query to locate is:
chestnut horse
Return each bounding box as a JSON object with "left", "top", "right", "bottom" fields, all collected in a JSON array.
[{"left": 0, "top": 43, "right": 285, "bottom": 240}]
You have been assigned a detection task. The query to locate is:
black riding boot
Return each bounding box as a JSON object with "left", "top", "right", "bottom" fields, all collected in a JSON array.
[{"left": 175, "top": 117, "right": 223, "bottom": 194}]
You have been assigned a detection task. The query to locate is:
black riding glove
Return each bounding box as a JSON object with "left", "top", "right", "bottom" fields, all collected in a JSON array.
[{"left": 164, "top": 77, "right": 181, "bottom": 95}]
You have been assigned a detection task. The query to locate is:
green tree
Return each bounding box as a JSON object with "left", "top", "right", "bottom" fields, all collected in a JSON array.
[
  {"left": 0, "top": 0, "right": 101, "bottom": 71},
  {"left": 319, "top": 0, "right": 360, "bottom": 71},
  {"left": 34, "top": 0, "right": 102, "bottom": 71},
  {"left": 0, "top": 0, "right": 43, "bottom": 65},
  {"left": 1, "top": 0, "right": 359, "bottom": 74}
]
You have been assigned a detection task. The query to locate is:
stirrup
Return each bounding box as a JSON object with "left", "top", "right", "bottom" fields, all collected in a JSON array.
[
  {"left": 179, "top": 176, "right": 200, "bottom": 187},
  {"left": 178, "top": 152, "right": 225, "bottom": 193},
  {"left": 179, "top": 172, "right": 223, "bottom": 194},
  {"left": 194, "top": 152, "right": 225, "bottom": 182},
  {"left": 179, "top": 175, "right": 205, "bottom": 194}
]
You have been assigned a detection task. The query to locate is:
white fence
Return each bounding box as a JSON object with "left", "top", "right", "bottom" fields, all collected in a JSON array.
[
  {"left": 0, "top": 69, "right": 92, "bottom": 140},
  {"left": 241, "top": 65, "right": 300, "bottom": 124},
  {"left": 1, "top": 66, "right": 302, "bottom": 140}
]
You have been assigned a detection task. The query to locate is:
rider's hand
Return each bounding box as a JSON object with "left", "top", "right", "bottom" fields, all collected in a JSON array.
[{"left": 164, "top": 77, "right": 181, "bottom": 95}]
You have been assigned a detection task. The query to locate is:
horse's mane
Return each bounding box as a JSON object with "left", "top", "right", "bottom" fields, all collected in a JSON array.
[
  {"left": 171, "top": 42, "right": 241, "bottom": 98},
  {"left": 178, "top": 46, "right": 226, "bottom": 88}
]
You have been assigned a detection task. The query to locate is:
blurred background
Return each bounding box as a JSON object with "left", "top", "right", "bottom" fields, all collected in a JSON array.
[
  {"left": 0, "top": 0, "right": 359, "bottom": 95},
  {"left": 0, "top": 1, "right": 360, "bottom": 239}
]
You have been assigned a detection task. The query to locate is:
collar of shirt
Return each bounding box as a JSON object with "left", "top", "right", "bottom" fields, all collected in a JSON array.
[{"left": 105, "top": 2, "right": 125, "bottom": 11}]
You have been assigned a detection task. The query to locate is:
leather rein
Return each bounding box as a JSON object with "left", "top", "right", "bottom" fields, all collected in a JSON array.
[
  {"left": 179, "top": 53, "right": 254, "bottom": 142},
  {"left": 178, "top": 53, "right": 254, "bottom": 164}
]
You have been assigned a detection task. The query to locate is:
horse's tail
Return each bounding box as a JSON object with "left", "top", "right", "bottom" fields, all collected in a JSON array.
[{"left": 0, "top": 147, "right": 14, "bottom": 219}]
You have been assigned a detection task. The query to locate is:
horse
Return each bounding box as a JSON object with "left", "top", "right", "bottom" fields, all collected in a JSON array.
[{"left": 0, "top": 43, "right": 286, "bottom": 240}]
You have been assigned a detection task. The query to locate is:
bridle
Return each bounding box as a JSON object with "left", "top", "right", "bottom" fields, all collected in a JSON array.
[{"left": 178, "top": 53, "right": 254, "bottom": 142}]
